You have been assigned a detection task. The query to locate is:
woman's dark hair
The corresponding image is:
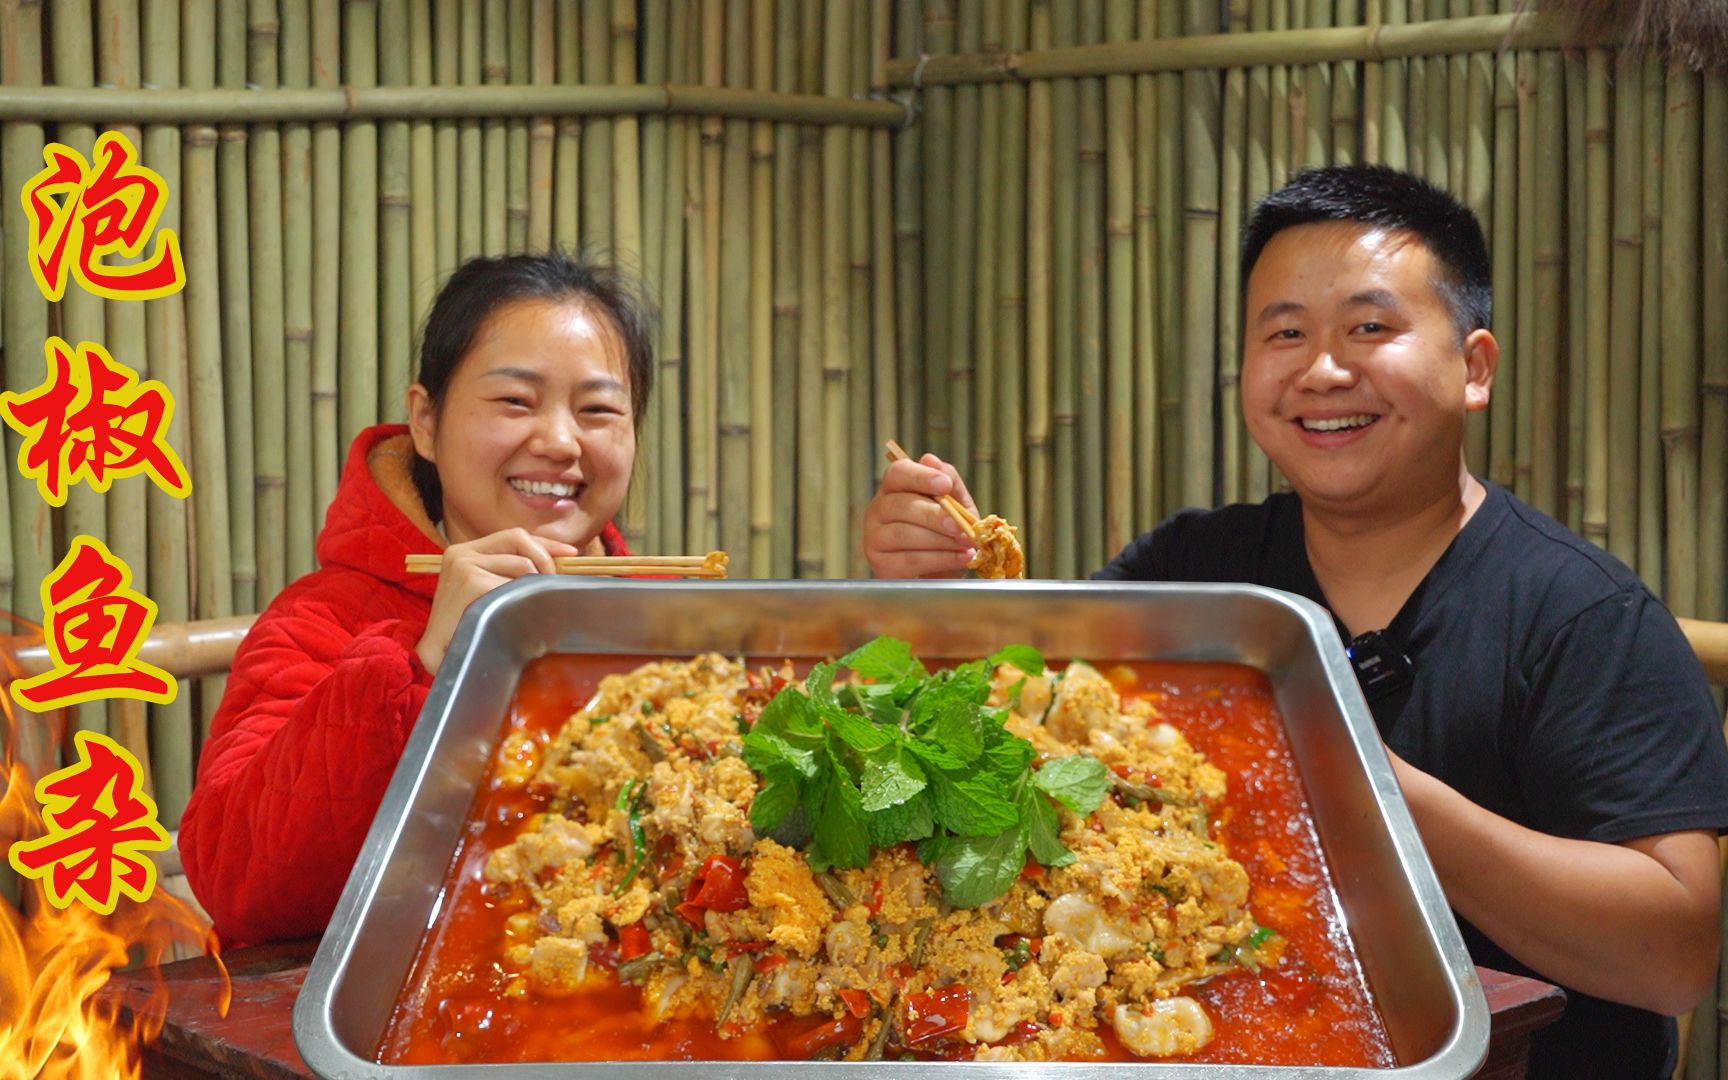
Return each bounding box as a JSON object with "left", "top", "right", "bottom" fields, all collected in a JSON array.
[
  {"left": 410, "top": 251, "right": 655, "bottom": 522},
  {"left": 1240, "top": 163, "right": 1493, "bottom": 342}
]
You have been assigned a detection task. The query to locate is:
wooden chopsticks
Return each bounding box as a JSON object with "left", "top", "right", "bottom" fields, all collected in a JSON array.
[
  {"left": 884, "top": 440, "right": 982, "bottom": 540},
  {"left": 405, "top": 551, "right": 729, "bottom": 578}
]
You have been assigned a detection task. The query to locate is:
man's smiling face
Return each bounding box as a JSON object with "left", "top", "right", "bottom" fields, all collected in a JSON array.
[{"left": 1240, "top": 221, "right": 1495, "bottom": 519}]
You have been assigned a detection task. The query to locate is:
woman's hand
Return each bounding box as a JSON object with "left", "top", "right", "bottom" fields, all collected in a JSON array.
[
  {"left": 415, "top": 528, "right": 581, "bottom": 673},
  {"left": 862, "top": 453, "right": 980, "bottom": 579}
]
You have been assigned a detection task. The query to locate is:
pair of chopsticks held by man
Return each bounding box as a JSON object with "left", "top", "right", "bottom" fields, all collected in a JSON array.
[{"left": 178, "top": 163, "right": 1727, "bottom": 1078}]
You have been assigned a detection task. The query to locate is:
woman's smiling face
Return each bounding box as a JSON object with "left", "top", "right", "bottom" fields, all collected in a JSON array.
[
  {"left": 408, "top": 297, "right": 636, "bottom": 549},
  {"left": 1240, "top": 221, "right": 1496, "bottom": 518}
]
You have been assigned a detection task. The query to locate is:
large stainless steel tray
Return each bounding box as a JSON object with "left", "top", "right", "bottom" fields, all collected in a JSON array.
[{"left": 294, "top": 580, "right": 1488, "bottom": 1079}]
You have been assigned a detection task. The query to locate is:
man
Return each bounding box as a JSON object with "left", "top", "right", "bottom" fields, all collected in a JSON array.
[{"left": 862, "top": 164, "right": 1728, "bottom": 1078}]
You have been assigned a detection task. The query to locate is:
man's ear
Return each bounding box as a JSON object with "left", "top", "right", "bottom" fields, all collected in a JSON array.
[
  {"left": 406, "top": 384, "right": 438, "bottom": 462},
  {"left": 1462, "top": 328, "right": 1498, "bottom": 412}
]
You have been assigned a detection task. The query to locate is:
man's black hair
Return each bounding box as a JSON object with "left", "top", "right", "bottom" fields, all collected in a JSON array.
[{"left": 1240, "top": 163, "right": 1493, "bottom": 340}]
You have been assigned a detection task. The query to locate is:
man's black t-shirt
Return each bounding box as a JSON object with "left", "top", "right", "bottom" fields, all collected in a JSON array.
[{"left": 1096, "top": 482, "right": 1728, "bottom": 1079}]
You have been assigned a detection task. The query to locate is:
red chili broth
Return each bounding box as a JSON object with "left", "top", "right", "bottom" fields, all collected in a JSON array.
[{"left": 376, "top": 655, "right": 1394, "bottom": 1067}]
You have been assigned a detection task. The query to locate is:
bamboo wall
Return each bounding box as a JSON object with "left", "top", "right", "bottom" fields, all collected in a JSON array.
[{"left": 0, "top": 2, "right": 1723, "bottom": 830}]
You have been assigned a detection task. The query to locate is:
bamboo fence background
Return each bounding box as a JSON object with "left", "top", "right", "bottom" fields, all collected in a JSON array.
[{"left": 0, "top": 0, "right": 1724, "bottom": 877}]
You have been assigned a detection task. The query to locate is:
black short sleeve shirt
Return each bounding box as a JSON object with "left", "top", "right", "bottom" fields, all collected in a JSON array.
[{"left": 1096, "top": 483, "right": 1728, "bottom": 1078}]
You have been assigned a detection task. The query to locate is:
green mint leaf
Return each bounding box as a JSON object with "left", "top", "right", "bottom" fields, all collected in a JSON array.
[
  {"left": 1022, "top": 787, "right": 1075, "bottom": 867},
  {"left": 867, "top": 792, "right": 935, "bottom": 847},
  {"left": 929, "top": 773, "right": 1019, "bottom": 837},
  {"left": 980, "top": 735, "right": 1033, "bottom": 785},
  {"left": 988, "top": 644, "right": 1045, "bottom": 677},
  {"left": 749, "top": 773, "right": 800, "bottom": 832},
  {"left": 935, "top": 827, "right": 1028, "bottom": 908},
  {"left": 821, "top": 702, "right": 897, "bottom": 753},
  {"left": 930, "top": 700, "right": 984, "bottom": 764},
  {"left": 839, "top": 636, "right": 925, "bottom": 682},
  {"left": 805, "top": 660, "right": 839, "bottom": 703},
  {"left": 806, "top": 770, "right": 869, "bottom": 871},
  {"left": 742, "top": 728, "right": 818, "bottom": 779},
  {"left": 764, "top": 798, "right": 814, "bottom": 848},
  {"left": 861, "top": 747, "right": 927, "bottom": 812},
  {"left": 906, "top": 737, "right": 966, "bottom": 771},
  {"left": 1032, "top": 755, "right": 1111, "bottom": 815}
]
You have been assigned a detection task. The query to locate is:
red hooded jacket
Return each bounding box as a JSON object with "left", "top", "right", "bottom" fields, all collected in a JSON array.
[{"left": 179, "top": 425, "right": 626, "bottom": 946}]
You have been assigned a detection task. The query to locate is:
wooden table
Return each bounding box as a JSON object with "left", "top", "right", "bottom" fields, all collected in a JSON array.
[{"left": 97, "top": 942, "right": 1564, "bottom": 1078}]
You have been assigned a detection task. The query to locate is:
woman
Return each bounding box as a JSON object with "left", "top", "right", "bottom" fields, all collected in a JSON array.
[{"left": 180, "top": 252, "right": 653, "bottom": 946}]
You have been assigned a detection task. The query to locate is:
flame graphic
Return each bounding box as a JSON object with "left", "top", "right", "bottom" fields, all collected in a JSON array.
[{"left": 0, "top": 617, "right": 227, "bottom": 1080}]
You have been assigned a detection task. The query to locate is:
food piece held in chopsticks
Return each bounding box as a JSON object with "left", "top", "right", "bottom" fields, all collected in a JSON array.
[
  {"left": 875, "top": 440, "right": 1026, "bottom": 579},
  {"left": 968, "top": 514, "right": 1026, "bottom": 579}
]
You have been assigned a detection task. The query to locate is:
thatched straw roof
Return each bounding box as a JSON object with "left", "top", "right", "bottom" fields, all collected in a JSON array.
[{"left": 1537, "top": 0, "right": 1728, "bottom": 70}]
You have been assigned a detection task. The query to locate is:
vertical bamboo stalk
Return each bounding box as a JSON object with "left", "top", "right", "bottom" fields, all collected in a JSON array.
[
  {"left": 1331, "top": 0, "right": 1357, "bottom": 163},
  {"left": 505, "top": 0, "right": 530, "bottom": 254},
  {"left": 869, "top": 0, "right": 899, "bottom": 570},
  {"left": 182, "top": 0, "right": 235, "bottom": 738},
  {"left": 434, "top": 0, "right": 459, "bottom": 273},
  {"left": 768, "top": 0, "right": 799, "bottom": 576},
  {"left": 1406, "top": 0, "right": 1425, "bottom": 176},
  {"left": 1606, "top": 48, "right": 1642, "bottom": 568},
  {"left": 1512, "top": 50, "right": 1534, "bottom": 502},
  {"left": 1104, "top": 0, "right": 1135, "bottom": 554},
  {"left": 997, "top": 0, "right": 1028, "bottom": 530},
  {"left": 922, "top": 0, "right": 955, "bottom": 458},
  {"left": 1380, "top": 0, "right": 1407, "bottom": 169},
  {"left": 847, "top": 1, "right": 873, "bottom": 578},
  {"left": 1050, "top": 0, "right": 1078, "bottom": 578},
  {"left": 793, "top": 3, "right": 823, "bottom": 576},
  {"left": 1299, "top": 0, "right": 1330, "bottom": 167},
  {"left": 1156, "top": 0, "right": 1184, "bottom": 504},
  {"left": 340, "top": 0, "right": 380, "bottom": 448},
  {"left": 280, "top": 0, "right": 316, "bottom": 581},
  {"left": 947, "top": 0, "right": 981, "bottom": 485},
  {"left": 687, "top": 0, "right": 721, "bottom": 552},
  {"left": 311, "top": 0, "right": 341, "bottom": 515},
  {"left": 716, "top": 0, "right": 753, "bottom": 572},
  {"left": 1487, "top": 7, "right": 1516, "bottom": 490},
  {"left": 526, "top": 0, "right": 554, "bottom": 253},
  {"left": 378, "top": 0, "right": 412, "bottom": 430},
  {"left": 249, "top": 0, "right": 288, "bottom": 605},
  {"left": 1026, "top": 0, "right": 1054, "bottom": 575},
  {"left": 1423, "top": 2, "right": 1448, "bottom": 188},
  {"left": 820, "top": 0, "right": 852, "bottom": 578},
  {"left": 1638, "top": 57, "right": 1663, "bottom": 588},
  {"left": 657, "top": 0, "right": 690, "bottom": 554},
  {"left": 1217, "top": 1, "right": 1247, "bottom": 506},
  {"left": 480, "top": 0, "right": 507, "bottom": 255},
  {"left": 1579, "top": 48, "right": 1609, "bottom": 552},
  {"left": 892, "top": 0, "right": 924, "bottom": 453},
  {"left": 636, "top": 0, "right": 666, "bottom": 553},
  {"left": 552, "top": 0, "right": 580, "bottom": 251},
  {"left": 971, "top": 0, "right": 1003, "bottom": 512},
  {"left": 1136, "top": 0, "right": 1163, "bottom": 520},
  {"left": 215, "top": 0, "right": 257, "bottom": 616},
  {"left": 1699, "top": 71, "right": 1726, "bottom": 622},
  {"left": 138, "top": 0, "right": 194, "bottom": 822},
  {"left": 1075, "top": 0, "right": 1105, "bottom": 568},
  {"left": 408, "top": 0, "right": 436, "bottom": 317},
  {"left": 612, "top": 0, "right": 644, "bottom": 269},
  {"left": 1462, "top": 0, "right": 1492, "bottom": 471},
  {"left": 581, "top": 0, "right": 614, "bottom": 258},
  {"left": 1362, "top": 0, "right": 1382, "bottom": 163},
  {"left": 1182, "top": 0, "right": 1220, "bottom": 509},
  {"left": 457, "top": 1, "right": 483, "bottom": 260},
  {"left": 1563, "top": 50, "right": 1586, "bottom": 530},
  {"left": 1660, "top": 63, "right": 1700, "bottom": 617},
  {"left": 1446, "top": 0, "right": 1468, "bottom": 186},
  {"left": 1529, "top": 52, "right": 1563, "bottom": 517}
]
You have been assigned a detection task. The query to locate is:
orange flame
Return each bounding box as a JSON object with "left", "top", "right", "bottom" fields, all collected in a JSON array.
[{"left": 0, "top": 617, "right": 227, "bottom": 1080}]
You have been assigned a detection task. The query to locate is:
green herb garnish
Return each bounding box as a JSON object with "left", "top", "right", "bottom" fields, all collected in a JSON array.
[
  {"left": 742, "top": 636, "right": 1109, "bottom": 908},
  {"left": 612, "top": 779, "right": 649, "bottom": 895}
]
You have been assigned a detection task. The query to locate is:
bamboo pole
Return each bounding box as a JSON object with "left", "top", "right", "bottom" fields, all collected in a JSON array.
[
  {"left": 1660, "top": 63, "right": 1700, "bottom": 618},
  {"left": 1363, "top": 0, "right": 1384, "bottom": 163},
  {"left": 1446, "top": 0, "right": 1468, "bottom": 186},
  {"left": 769, "top": 0, "right": 799, "bottom": 576},
  {"left": 1182, "top": 0, "right": 1220, "bottom": 510},
  {"left": 1136, "top": 0, "right": 1163, "bottom": 519},
  {"left": 249, "top": 0, "right": 288, "bottom": 606},
  {"left": 1026, "top": 0, "right": 1054, "bottom": 576},
  {"left": 457, "top": 1, "right": 483, "bottom": 261},
  {"left": 1606, "top": 48, "right": 1642, "bottom": 569},
  {"left": 820, "top": 0, "right": 852, "bottom": 578},
  {"left": 1529, "top": 51, "right": 1562, "bottom": 517},
  {"left": 1579, "top": 48, "right": 1609, "bottom": 552},
  {"left": 868, "top": 0, "right": 898, "bottom": 575},
  {"left": 413, "top": 0, "right": 442, "bottom": 308},
  {"left": 972, "top": 0, "right": 1003, "bottom": 512},
  {"left": 97, "top": 0, "right": 154, "bottom": 771},
  {"left": 138, "top": 0, "right": 194, "bottom": 824},
  {"left": 997, "top": 0, "right": 1028, "bottom": 531},
  {"left": 215, "top": 0, "right": 257, "bottom": 616},
  {"left": 1332, "top": 0, "right": 1358, "bottom": 164},
  {"left": 1486, "top": 7, "right": 1516, "bottom": 490},
  {"left": 1104, "top": 0, "right": 1135, "bottom": 554},
  {"left": 1424, "top": 6, "right": 1448, "bottom": 187},
  {"left": 1075, "top": 0, "right": 1105, "bottom": 569},
  {"left": 1050, "top": 0, "right": 1078, "bottom": 579},
  {"left": 481, "top": 0, "right": 506, "bottom": 255},
  {"left": 1406, "top": 0, "right": 1426, "bottom": 176},
  {"left": 717, "top": 0, "right": 753, "bottom": 573},
  {"left": 505, "top": 0, "right": 530, "bottom": 254},
  {"left": 340, "top": 0, "right": 380, "bottom": 448},
  {"left": 48, "top": 0, "right": 110, "bottom": 743},
  {"left": 1380, "top": 0, "right": 1407, "bottom": 169},
  {"left": 923, "top": 0, "right": 956, "bottom": 458},
  {"left": 1217, "top": 0, "right": 1247, "bottom": 506},
  {"left": 1156, "top": 0, "right": 1183, "bottom": 507},
  {"left": 847, "top": 1, "right": 872, "bottom": 578},
  {"left": 948, "top": 0, "right": 982, "bottom": 488},
  {"left": 692, "top": 0, "right": 722, "bottom": 551},
  {"left": 1461, "top": 0, "right": 1492, "bottom": 470},
  {"left": 281, "top": 0, "right": 316, "bottom": 581},
  {"left": 552, "top": 1, "right": 578, "bottom": 255},
  {"left": 311, "top": 0, "right": 341, "bottom": 515},
  {"left": 1512, "top": 50, "right": 1534, "bottom": 502},
  {"left": 379, "top": 0, "right": 411, "bottom": 430},
  {"left": 892, "top": 0, "right": 924, "bottom": 455},
  {"left": 181, "top": 0, "right": 235, "bottom": 738},
  {"left": 1638, "top": 57, "right": 1663, "bottom": 589},
  {"left": 1700, "top": 72, "right": 1726, "bottom": 623},
  {"left": 1302, "top": 0, "right": 1330, "bottom": 167},
  {"left": 612, "top": 0, "right": 644, "bottom": 268},
  {"left": 636, "top": 0, "right": 667, "bottom": 554},
  {"left": 656, "top": 0, "right": 690, "bottom": 554},
  {"left": 434, "top": 0, "right": 459, "bottom": 275},
  {"left": 1563, "top": 49, "right": 1585, "bottom": 531},
  {"left": 581, "top": 0, "right": 614, "bottom": 258},
  {"left": 793, "top": 2, "right": 822, "bottom": 577}
]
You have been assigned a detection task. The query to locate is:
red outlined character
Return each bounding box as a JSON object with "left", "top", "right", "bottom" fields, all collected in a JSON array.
[
  {"left": 10, "top": 536, "right": 177, "bottom": 711},
  {"left": 21, "top": 129, "right": 186, "bottom": 302},
  {"left": 7, "top": 730, "right": 171, "bottom": 914},
  {"left": 0, "top": 337, "right": 191, "bottom": 508}
]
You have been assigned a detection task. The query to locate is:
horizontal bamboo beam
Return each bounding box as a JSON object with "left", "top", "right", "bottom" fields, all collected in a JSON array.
[
  {"left": 1679, "top": 619, "right": 1728, "bottom": 687},
  {"left": 886, "top": 13, "right": 1591, "bottom": 86},
  {"left": 3, "top": 615, "right": 257, "bottom": 682},
  {"left": 0, "top": 83, "right": 908, "bottom": 126}
]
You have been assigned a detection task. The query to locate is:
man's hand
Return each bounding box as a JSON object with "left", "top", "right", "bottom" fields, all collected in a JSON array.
[
  {"left": 862, "top": 453, "right": 980, "bottom": 579},
  {"left": 415, "top": 528, "right": 581, "bottom": 673}
]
